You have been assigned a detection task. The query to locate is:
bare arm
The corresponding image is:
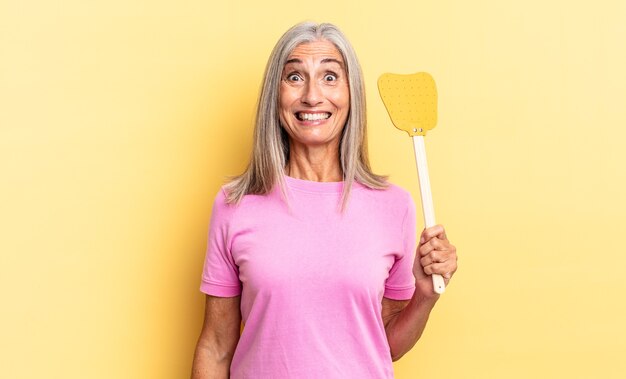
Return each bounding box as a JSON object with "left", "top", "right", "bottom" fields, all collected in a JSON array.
[
  {"left": 382, "top": 225, "right": 458, "bottom": 361},
  {"left": 191, "top": 295, "right": 242, "bottom": 379},
  {"left": 382, "top": 295, "right": 438, "bottom": 361}
]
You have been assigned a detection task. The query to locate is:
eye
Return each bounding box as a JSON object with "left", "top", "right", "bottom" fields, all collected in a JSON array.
[
  {"left": 324, "top": 74, "right": 337, "bottom": 82},
  {"left": 287, "top": 73, "right": 302, "bottom": 82}
]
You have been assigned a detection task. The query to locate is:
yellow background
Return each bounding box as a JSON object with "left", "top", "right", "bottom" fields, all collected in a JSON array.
[{"left": 1, "top": 1, "right": 625, "bottom": 378}]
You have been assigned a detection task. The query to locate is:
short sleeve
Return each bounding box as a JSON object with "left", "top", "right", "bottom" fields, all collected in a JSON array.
[
  {"left": 200, "top": 189, "right": 242, "bottom": 297},
  {"left": 384, "top": 195, "right": 417, "bottom": 300}
]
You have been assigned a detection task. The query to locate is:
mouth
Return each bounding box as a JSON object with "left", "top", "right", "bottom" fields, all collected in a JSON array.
[{"left": 295, "top": 112, "right": 331, "bottom": 121}]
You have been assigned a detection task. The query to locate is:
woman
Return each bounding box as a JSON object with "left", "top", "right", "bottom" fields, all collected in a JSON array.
[{"left": 191, "top": 22, "right": 457, "bottom": 379}]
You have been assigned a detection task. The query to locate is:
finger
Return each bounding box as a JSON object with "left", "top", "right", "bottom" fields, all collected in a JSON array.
[
  {"left": 418, "top": 242, "right": 433, "bottom": 257},
  {"left": 420, "top": 250, "right": 448, "bottom": 267},
  {"left": 433, "top": 224, "right": 448, "bottom": 241},
  {"left": 420, "top": 255, "right": 440, "bottom": 268},
  {"left": 422, "top": 250, "right": 446, "bottom": 265},
  {"left": 423, "top": 261, "right": 457, "bottom": 277},
  {"left": 418, "top": 238, "right": 446, "bottom": 257},
  {"left": 423, "top": 249, "right": 457, "bottom": 269},
  {"left": 434, "top": 249, "right": 458, "bottom": 272},
  {"left": 438, "top": 259, "right": 458, "bottom": 278},
  {"left": 420, "top": 225, "right": 446, "bottom": 244},
  {"left": 420, "top": 252, "right": 455, "bottom": 271},
  {"left": 422, "top": 262, "right": 443, "bottom": 276}
]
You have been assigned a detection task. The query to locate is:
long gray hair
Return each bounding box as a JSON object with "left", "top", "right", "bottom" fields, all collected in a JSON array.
[{"left": 224, "top": 22, "right": 387, "bottom": 206}]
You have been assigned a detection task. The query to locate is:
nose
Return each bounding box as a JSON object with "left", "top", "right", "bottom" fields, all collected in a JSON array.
[{"left": 301, "top": 81, "right": 323, "bottom": 106}]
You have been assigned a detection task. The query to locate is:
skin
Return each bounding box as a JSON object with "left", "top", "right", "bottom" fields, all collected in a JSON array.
[
  {"left": 383, "top": 225, "right": 458, "bottom": 360},
  {"left": 191, "top": 40, "right": 458, "bottom": 378},
  {"left": 191, "top": 296, "right": 241, "bottom": 379},
  {"left": 278, "top": 39, "right": 349, "bottom": 182}
]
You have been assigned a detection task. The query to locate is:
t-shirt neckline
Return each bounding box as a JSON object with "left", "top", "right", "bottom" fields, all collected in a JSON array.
[{"left": 284, "top": 175, "right": 345, "bottom": 194}]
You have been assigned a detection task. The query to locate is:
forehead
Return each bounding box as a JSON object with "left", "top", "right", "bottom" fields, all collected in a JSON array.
[{"left": 286, "top": 40, "right": 344, "bottom": 63}]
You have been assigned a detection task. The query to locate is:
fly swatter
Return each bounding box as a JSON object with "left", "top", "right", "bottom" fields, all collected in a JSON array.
[{"left": 378, "top": 72, "right": 446, "bottom": 294}]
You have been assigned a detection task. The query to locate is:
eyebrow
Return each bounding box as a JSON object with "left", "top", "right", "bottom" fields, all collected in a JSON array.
[{"left": 285, "top": 58, "right": 345, "bottom": 66}]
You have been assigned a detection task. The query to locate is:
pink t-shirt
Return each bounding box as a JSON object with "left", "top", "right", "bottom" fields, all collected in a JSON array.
[{"left": 200, "top": 176, "right": 417, "bottom": 378}]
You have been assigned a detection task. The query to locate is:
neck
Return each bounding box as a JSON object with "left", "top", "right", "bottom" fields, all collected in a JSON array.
[{"left": 286, "top": 143, "right": 343, "bottom": 182}]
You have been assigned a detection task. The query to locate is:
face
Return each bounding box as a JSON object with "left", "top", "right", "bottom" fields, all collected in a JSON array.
[{"left": 278, "top": 40, "right": 350, "bottom": 151}]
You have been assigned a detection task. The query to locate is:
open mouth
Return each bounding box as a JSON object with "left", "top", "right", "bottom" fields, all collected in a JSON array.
[{"left": 296, "top": 112, "right": 331, "bottom": 121}]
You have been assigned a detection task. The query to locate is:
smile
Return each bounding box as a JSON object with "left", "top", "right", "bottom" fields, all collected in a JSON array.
[{"left": 296, "top": 112, "right": 331, "bottom": 121}]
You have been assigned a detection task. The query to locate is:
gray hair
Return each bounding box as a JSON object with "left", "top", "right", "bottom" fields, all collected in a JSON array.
[{"left": 224, "top": 22, "right": 387, "bottom": 207}]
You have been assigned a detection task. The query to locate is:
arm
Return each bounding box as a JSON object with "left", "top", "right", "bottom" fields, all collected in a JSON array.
[
  {"left": 382, "top": 294, "right": 438, "bottom": 361},
  {"left": 191, "top": 295, "right": 242, "bottom": 379},
  {"left": 382, "top": 225, "right": 457, "bottom": 361}
]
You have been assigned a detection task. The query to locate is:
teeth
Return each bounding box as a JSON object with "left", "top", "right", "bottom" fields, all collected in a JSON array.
[{"left": 298, "top": 112, "right": 330, "bottom": 121}]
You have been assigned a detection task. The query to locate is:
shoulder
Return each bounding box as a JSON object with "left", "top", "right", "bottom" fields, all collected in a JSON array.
[
  {"left": 359, "top": 180, "right": 414, "bottom": 206},
  {"left": 383, "top": 182, "right": 413, "bottom": 199},
  {"left": 212, "top": 186, "right": 230, "bottom": 210},
  {"left": 211, "top": 185, "right": 284, "bottom": 219},
  {"left": 352, "top": 181, "right": 416, "bottom": 223},
  {"left": 209, "top": 187, "right": 238, "bottom": 224}
]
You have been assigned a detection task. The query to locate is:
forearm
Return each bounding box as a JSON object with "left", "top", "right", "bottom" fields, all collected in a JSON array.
[
  {"left": 385, "top": 291, "right": 439, "bottom": 361},
  {"left": 192, "top": 295, "right": 241, "bottom": 379},
  {"left": 190, "top": 342, "right": 233, "bottom": 379}
]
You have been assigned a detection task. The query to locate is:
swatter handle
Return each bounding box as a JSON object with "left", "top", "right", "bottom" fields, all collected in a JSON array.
[{"left": 412, "top": 135, "right": 446, "bottom": 294}]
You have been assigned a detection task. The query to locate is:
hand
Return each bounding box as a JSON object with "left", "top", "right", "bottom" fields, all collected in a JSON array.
[{"left": 413, "top": 225, "right": 458, "bottom": 297}]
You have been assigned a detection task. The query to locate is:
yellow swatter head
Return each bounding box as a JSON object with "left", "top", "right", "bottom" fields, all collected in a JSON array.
[{"left": 378, "top": 72, "right": 438, "bottom": 137}]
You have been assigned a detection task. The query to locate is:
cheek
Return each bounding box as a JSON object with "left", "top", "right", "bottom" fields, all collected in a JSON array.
[
  {"left": 331, "top": 86, "right": 350, "bottom": 110},
  {"left": 279, "top": 87, "right": 299, "bottom": 113},
  {"left": 277, "top": 90, "right": 291, "bottom": 123},
  {"left": 278, "top": 88, "right": 286, "bottom": 110}
]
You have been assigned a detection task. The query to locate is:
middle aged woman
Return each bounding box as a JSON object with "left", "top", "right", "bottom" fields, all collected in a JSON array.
[{"left": 191, "top": 22, "right": 458, "bottom": 379}]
